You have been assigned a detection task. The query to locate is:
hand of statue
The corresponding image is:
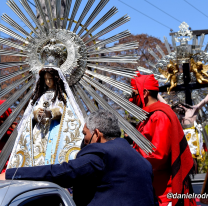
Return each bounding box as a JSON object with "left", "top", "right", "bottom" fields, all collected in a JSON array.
[
  {"left": 45, "top": 109, "right": 52, "bottom": 118},
  {"left": 38, "top": 108, "right": 45, "bottom": 116},
  {"left": 38, "top": 109, "right": 51, "bottom": 118},
  {"left": 41, "top": 117, "right": 47, "bottom": 124},
  {"left": 38, "top": 108, "right": 46, "bottom": 123}
]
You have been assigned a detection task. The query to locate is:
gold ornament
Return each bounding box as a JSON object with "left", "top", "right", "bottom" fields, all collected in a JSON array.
[
  {"left": 190, "top": 58, "right": 208, "bottom": 84},
  {"left": 159, "top": 60, "right": 179, "bottom": 94}
]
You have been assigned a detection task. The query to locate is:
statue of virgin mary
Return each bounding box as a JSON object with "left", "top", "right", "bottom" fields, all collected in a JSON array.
[{"left": 8, "top": 39, "right": 85, "bottom": 168}]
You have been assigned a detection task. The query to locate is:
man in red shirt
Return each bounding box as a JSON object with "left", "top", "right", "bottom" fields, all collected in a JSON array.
[{"left": 129, "top": 72, "right": 196, "bottom": 206}]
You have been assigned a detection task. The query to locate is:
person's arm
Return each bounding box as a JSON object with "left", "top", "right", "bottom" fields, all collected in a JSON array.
[
  {"left": 196, "top": 94, "right": 208, "bottom": 110},
  {"left": 139, "top": 111, "right": 171, "bottom": 170},
  {"left": 157, "top": 94, "right": 168, "bottom": 104},
  {"left": 6, "top": 153, "right": 105, "bottom": 188}
]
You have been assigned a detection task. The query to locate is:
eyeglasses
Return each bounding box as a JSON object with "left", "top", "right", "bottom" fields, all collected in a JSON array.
[{"left": 88, "top": 132, "right": 95, "bottom": 144}]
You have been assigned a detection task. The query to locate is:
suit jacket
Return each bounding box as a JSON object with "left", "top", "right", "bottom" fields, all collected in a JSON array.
[{"left": 6, "top": 138, "right": 157, "bottom": 206}]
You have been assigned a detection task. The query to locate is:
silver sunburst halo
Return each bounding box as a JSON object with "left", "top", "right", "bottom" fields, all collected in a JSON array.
[{"left": 0, "top": 0, "right": 157, "bottom": 172}]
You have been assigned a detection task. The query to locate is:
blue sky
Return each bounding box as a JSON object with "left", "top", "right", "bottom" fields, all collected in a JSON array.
[{"left": 1, "top": 0, "right": 208, "bottom": 48}]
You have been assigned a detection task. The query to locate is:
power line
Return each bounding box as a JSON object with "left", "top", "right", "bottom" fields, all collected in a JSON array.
[
  {"left": 144, "top": 0, "right": 182, "bottom": 23},
  {"left": 184, "top": 0, "right": 208, "bottom": 19},
  {"left": 118, "top": 0, "right": 172, "bottom": 30}
]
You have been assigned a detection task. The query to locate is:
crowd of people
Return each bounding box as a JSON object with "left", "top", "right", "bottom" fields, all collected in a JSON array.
[{"left": 0, "top": 68, "right": 203, "bottom": 206}]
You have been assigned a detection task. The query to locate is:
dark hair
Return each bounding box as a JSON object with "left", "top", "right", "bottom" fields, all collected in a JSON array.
[
  {"left": 31, "top": 68, "right": 67, "bottom": 106},
  {"left": 148, "top": 90, "right": 158, "bottom": 99}
]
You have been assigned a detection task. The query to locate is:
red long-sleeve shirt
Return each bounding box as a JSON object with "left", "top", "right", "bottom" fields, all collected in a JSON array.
[{"left": 133, "top": 111, "right": 172, "bottom": 206}]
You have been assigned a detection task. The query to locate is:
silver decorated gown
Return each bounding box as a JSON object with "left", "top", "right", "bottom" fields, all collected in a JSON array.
[{"left": 8, "top": 90, "right": 84, "bottom": 168}]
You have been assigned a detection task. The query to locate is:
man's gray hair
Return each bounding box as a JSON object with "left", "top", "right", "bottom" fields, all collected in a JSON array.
[{"left": 85, "top": 110, "right": 121, "bottom": 140}]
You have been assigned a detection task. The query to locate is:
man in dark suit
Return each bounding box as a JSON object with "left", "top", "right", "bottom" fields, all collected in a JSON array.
[{"left": 5, "top": 110, "right": 157, "bottom": 206}]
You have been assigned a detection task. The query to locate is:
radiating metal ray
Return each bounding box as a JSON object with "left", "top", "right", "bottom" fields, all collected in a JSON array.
[
  {"left": 79, "top": 80, "right": 154, "bottom": 154},
  {"left": 2, "top": 14, "right": 32, "bottom": 39},
  {"left": 83, "top": 74, "right": 145, "bottom": 116},
  {"left": 192, "top": 35, "right": 196, "bottom": 46},
  {"left": 0, "top": 68, "right": 29, "bottom": 84},
  {"left": 0, "top": 128, "right": 17, "bottom": 172},
  {"left": 148, "top": 48, "right": 160, "bottom": 61},
  {"left": 137, "top": 66, "right": 153, "bottom": 74},
  {"left": 20, "top": 0, "right": 44, "bottom": 33},
  {"left": 156, "top": 45, "right": 165, "bottom": 58},
  {"left": 56, "top": 0, "right": 61, "bottom": 29},
  {"left": 137, "top": 66, "right": 166, "bottom": 82},
  {"left": 87, "top": 30, "right": 131, "bottom": 51},
  {"left": 0, "top": 78, "right": 34, "bottom": 172},
  {"left": 85, "top": 15, "right": 130, "bottom": 44},
  {"left": 0, "top": 37, "right": 26, "bottom": 51},
  {"left": 0, "top": 23, "right": 27, "bottom": 43},
  {"left": 137, "top": 66, "right": 164, "bottom": 78},
  {"left": 88, "top": 63, "right": 136, "bottom": 70},
  {"left": 0, "top": 74, "right": 32, "bottom": 99},
  {"left": 75, "top": 84, "right": 98, "bottom": 112},
  {"left": 89, "top": 42, "right": 138, "bottom": 55},
  {"left": 63, "top": 0, "right": 72, "bottom": 29},
  {"left": 6, "top": 0, "right": 40, "bottom": 37},
  {"left": 67, "top": 0, "right": 82, "bottom": 31},
  {"left": 71, "top": 86, "right": 88, "bottom": 118},
  {"left": 87, "top": 63, "right": 137, "bottom": 78},
  {"left": 171, "top": 36, "right": 176, "bottom": 49},
  {"left": 0, "top": 49, "right": 27, "bottom": 57},
  {"left": 44, "top": 0, "right": 55, "bottom": 29},
  {"left": 0, "top": 62, "right": 27, "bottom": 70},
  {"left": 81, "top": 6, "right": 118, "bottom": 40},
  {"left": 85, "top": 69, "right": 132, "bottom": 94},
  {"left": 204, "top": 43, "right": 208, "bottom": 52},
  {"left": 104, "top": 54, "right": 137, "bottom": 59},
  {"left": 164, "top": 36, "right": 171, "bottom": 54},
  {"left": 78, "top": 0, "right": 109, "bottom": 36},
  {"left": 0, "top": 87, "right": 34, "bottom": 142},
  {"left": 0, "top": 78, "right": 34, "bottom": 117},
  {"left": 88, "top": 56, "right": 138, "bottom": 64},
  {"left": 73, "top": 0, "right": 95, "bottom": 33},
  {"left": 83, "top": 75, "right": 148, "bottom": 121},
  {"left": 34, "top": 0, "right": 49, "bottom": 30},
  {"left": 77, "top": 81, "right": 155, "bottom": 153},
  {"left": 199, "top": 33, "right": 205, "bottom": 49},
  {"left": 147, "top": 61, "right": 156, "bottom": 68}
]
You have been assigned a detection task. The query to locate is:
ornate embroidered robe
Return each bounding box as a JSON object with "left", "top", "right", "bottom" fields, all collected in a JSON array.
[{"left": 8, "top": 91, "right": 84, "bottom": 168}]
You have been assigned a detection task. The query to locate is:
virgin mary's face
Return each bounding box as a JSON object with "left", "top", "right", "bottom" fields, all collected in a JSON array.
[{"left": 44, "top": 72, "right": 55, "bottom": 89}]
